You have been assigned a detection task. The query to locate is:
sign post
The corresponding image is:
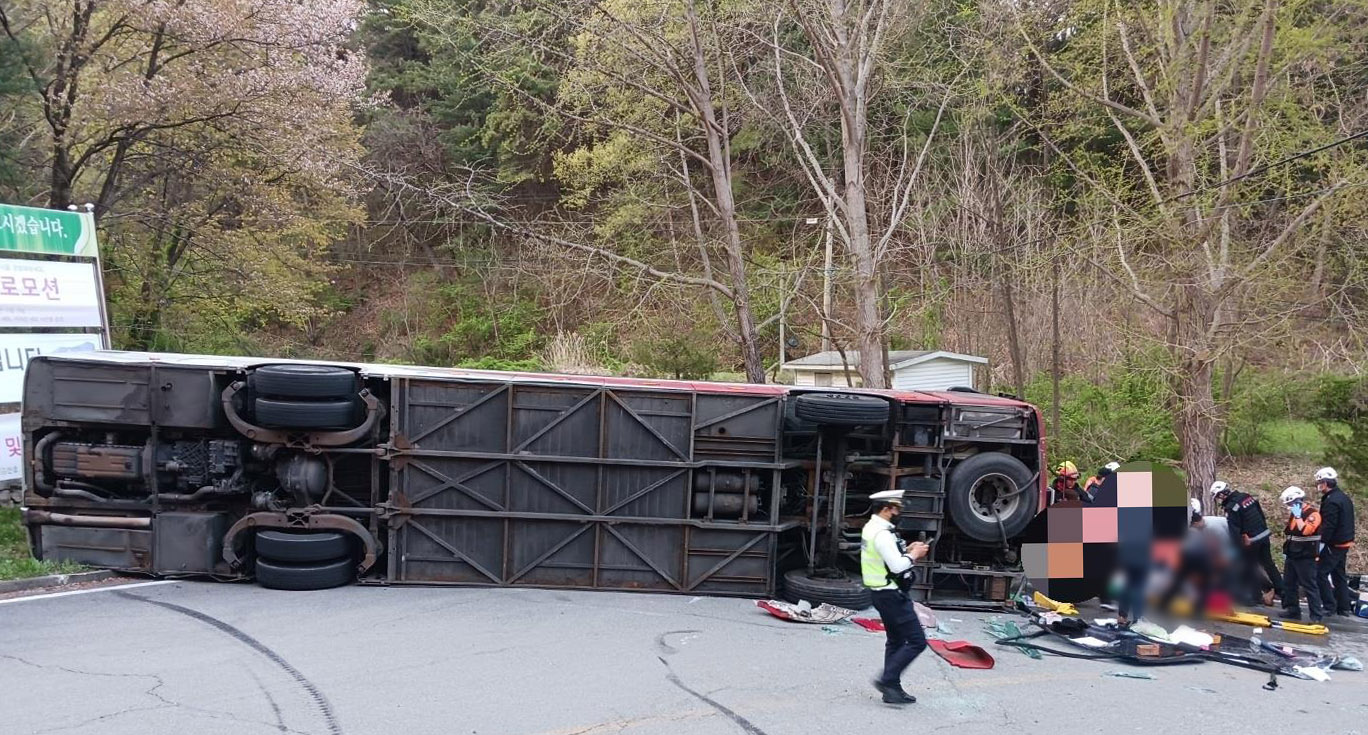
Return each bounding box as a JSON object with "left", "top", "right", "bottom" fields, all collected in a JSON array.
[{"left": 0, "top": 202, "right": 109, "bottom": 484}]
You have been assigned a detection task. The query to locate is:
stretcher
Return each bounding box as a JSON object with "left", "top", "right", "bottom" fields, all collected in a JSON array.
[{"left": 1208, "top": 610, "right": 1329, "bottom": 636}]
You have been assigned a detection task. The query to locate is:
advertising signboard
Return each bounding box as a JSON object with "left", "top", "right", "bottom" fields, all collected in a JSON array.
[
  {"left": 0, "top": 413, "right": 20, "bottom": 482},
  {"left": 0, "top": 332, "right": 99, "bottom": 403},
  {"left": 0, "top": 258, "right": 106, "bottom": 328},
  {"left": 0, "top": 203, "right": 99, "bottom": 258}
]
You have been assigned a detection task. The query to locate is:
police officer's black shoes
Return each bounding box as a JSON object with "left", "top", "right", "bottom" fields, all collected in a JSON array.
[
  {"left": 883, "top": 689, "right": 916, "bottom": 705},
  {"left": 873, "top": 680, "right": 916, "bottom": 704}
]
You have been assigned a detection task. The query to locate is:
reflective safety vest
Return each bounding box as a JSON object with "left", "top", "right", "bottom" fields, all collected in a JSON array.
[{"left": 861, "top": 517, "right": 897, "bottom": 589}]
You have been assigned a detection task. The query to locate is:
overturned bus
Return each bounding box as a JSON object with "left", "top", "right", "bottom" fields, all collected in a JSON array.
[{"left": 19, "top": 352, "right": 1046, "bottom": 605}]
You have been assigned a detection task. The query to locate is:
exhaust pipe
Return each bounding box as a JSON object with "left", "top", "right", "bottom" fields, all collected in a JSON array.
[{"left": 24, "top": 509, "right": 151, "bottom": 529}]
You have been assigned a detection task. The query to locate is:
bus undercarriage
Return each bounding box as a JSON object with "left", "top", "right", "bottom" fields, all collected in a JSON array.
[{"left": 21, "top": 353, "right": 1045, "bottom": 605}]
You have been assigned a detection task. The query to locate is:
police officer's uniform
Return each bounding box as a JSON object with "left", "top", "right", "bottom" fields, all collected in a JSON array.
[{"left": 861, "top": 490, "right": 927, "bottom": 704}]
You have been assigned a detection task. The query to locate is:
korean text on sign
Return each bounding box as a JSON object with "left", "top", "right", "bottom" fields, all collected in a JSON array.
[
  {"left": 0, "top": 276, "right": 60, "bottom": 300},
  {"left": 0, "top": 213, "right": 66, "bottom": 237}
]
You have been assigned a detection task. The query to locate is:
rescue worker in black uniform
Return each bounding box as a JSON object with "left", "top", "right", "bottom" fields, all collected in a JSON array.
[
  {"left": 1314, "top": 467, "right": 1357, "bottom": 616},
  {"left": 1278, "top": 486, "right": 1324, "bottom": 623},
  {"left": 1210, "top": 480, "right": 1282, "bottom": 607}
]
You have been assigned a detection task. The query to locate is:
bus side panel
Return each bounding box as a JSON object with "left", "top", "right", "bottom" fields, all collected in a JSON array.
[{"left": 23, "top": 358, "right": 220, "bottom": 430}]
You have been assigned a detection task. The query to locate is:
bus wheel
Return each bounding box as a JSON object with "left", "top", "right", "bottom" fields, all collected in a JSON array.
[
  {"left": 254, "top": 397, "right": 358, "bottom": 430},
  {"left": 255, "top": 530, "right": 352, "bottom": 564},
  {"left": 250, "top": 364, "right": 358, "bottom": 399},
  {"left": 793, "top": 393, "right": 890, "bottom": 426},
  {"left": 255, "top": 557, "right": 355, "bottom": 591},
  {"left": 946, "top": 452, "right": 1037, "bottom": 542},
  {"left": 782, "top": 569, "right": 872, "bottom": 610}
]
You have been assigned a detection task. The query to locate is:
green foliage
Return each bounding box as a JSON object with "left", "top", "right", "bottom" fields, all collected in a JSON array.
[
  {"left": 456, "top": 356, "right": 545, "bottom": 372},
  {"left": 1221, "top": 373, "right": 1323, "bottom": 457},
  {"left": 0, "top": 40, "right": 31, "bottom": 192},
  {"left": 1312, "top": 376, "right": 1368, "bottom": 487},
  {"left": 406, "top": 271, "right": 545, "bottom": 366},
  {"left": 0, "top": 508, "right": 84, "bottom": 581},
  {"left": 1022, "top": 366, "right": 1179, "bottom": 474},
  {"left": 376, "top": 0, "right": 565, "bottom": 186},
  {"left": 629, "top": 326, "right": 719, "bottom": 380}
]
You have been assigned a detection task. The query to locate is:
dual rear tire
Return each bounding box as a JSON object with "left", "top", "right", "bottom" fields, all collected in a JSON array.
[
  {"left": 250, "top": 364, "right": 360, "bottom": 430},
  {"left": 253, "top": 530, "right": 355, "bottom": 591}
]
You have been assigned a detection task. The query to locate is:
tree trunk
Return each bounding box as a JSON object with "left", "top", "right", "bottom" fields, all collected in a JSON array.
[
  {"left": 1002, "top": 277, "right": 1026, "bottom": 398},
  {"left": 838, "top": 92, "right": 885, "bottom": 386},
  {"left": 124, "top": 276, "right": 163, "bottom": 351},
  {"left": 1175, "top": 354, "right": 1219, "bottom": 500},
  {"left": 846, "top": 182, "right": 886, "bottom": 388},
  {"left": 686, "top": 0, "right": 765, "bottom": 383},
  {"left": 1172, "top": 283, "right": 1221, "bottom": 499},
  {"left": 48, "top": 147, "right": 75, "bottom": 211}
]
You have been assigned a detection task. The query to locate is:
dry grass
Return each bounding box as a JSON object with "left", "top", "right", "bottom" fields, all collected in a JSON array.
[{"left": 540, "top": 332, "right": 603, "bottom": 375}]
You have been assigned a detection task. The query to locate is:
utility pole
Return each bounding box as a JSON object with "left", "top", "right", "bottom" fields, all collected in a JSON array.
[
  {"left": 1051, "top": 260, "right": 1061, "bottom": 443},
  {"left": 821, "top": 215, "right": 834, "bottom": 353}
]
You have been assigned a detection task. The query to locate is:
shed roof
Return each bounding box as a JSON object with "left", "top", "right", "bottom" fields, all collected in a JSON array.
[{"left": 780, "top": 350, "right": 986, "bottom": 371}]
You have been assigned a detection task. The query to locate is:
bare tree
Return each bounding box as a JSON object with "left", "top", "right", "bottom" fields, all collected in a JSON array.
[
  {"left": 409, "top": 0, "right": 772, "bottom": 382},
  {"left": 1021, "top": 0, "right": 1362, "bottom": 495},
  {"left": 748, "top": 0, "right": 944, "bottom": 388}
]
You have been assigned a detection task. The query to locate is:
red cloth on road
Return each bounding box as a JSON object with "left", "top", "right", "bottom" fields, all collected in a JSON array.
[{"left": 927, "top": 639, "right": 995, "bottom": 669}]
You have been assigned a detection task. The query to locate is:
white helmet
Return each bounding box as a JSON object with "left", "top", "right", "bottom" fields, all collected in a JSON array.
[
  {"left": 1189, "top": 498, "right": 1202, "bottom": 515},
  {"left": 1280, "top": 486, "right": 1305, "bottom": 505},
  {"left": 1104, "top": 461, "right": 1122, "bottom": 472},
  {"left": 1314, "top": 467, "right": 1338, "bottom": 482},
  {"left": 1209, "top": 480, "right": 1230, "bottom": 497}
]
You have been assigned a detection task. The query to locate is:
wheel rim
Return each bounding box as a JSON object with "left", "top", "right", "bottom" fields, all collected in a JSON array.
[{"left": 968, "top": 472, "right": 1022, "bottom": 525}]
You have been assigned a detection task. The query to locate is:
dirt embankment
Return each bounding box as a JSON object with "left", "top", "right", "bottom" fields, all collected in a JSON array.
[{"left": 1219, "top": 456, "right": 1365, "bottom": 573}]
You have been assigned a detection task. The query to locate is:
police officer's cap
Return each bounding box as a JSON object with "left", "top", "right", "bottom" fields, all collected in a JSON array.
[{"left": 870, "top": 490, "right": 904, "bottom": 505}]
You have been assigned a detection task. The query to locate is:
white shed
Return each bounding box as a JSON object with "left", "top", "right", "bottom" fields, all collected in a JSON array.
[{"left": 780, "top": 350, "right": 987, "bottom": 391}]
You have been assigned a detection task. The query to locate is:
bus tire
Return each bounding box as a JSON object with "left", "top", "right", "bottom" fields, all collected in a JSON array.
[
  {"left": 255, "top": 557, "right": 355, "bottom": 591},
  {"left": 254, "top": 397, "right": 357, "bottom": 429},
  {"left": 255, "top": 530, "right": 351, "bottom": 564},
  {"left": 782, "top": 569, "right": 872, "bottom": 610},
  {"left": 251, "top": 364, "right": 357, "bottom": 400},
  {"left": 793, "top": 393, "right": 890, "bottom": 427},
  {"left": 946, "top": 452, "right": 1038, "bottom": 542}
]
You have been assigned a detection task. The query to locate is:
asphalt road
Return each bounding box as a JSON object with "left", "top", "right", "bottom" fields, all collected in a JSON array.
[{"left": 1, "top": 581, "right": 1366, "bottom": 735}]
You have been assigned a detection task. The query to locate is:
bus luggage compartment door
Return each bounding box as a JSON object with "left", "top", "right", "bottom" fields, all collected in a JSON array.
[{"left": 382, "top": 378, "right": 781, "bottom": 597}]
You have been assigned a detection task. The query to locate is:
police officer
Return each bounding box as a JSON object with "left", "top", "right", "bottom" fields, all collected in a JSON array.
[
  {"left": 1278, "top": 487, "right": 1324, "bottom": 623},
  {"left": 862, "top": 489, "right": 930, "bottom": 705},
  {"left": 1210, "top": 480, "right": 1282, "bottom": 606},
  {"left": 1314, "top": 467, "right": 1357, "bottom": 616}
]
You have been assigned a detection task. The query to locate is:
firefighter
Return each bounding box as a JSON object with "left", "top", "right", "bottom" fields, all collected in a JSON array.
[
  {"left": 1314, "top": 467, "right": 1357, "bottom": 616},
  {"left": 1051, "top": 461, "right": 1084, "bottom": 504},
  {"left": 1082, "top": 461, "right": 1122, "bottom": 503},
  {"left": 1210, "top": 480, "right": 1283, "bottom": 607},
  {"left": 1279, "top": 487, "right": 1324, "bottom": 623},
  {"left": 861, "top": 489, "right": 930, "bottom": 705}
]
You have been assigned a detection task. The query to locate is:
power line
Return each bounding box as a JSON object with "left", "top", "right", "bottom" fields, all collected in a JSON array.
[{"left": 1167, "top": 129, "right": 1368, "bottom": 202}]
